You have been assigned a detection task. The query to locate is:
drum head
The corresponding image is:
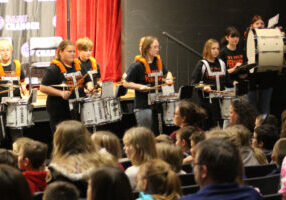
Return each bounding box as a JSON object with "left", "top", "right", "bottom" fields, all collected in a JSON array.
[{"left": 246, "top": 29, "right": 256, "bottom": 65}]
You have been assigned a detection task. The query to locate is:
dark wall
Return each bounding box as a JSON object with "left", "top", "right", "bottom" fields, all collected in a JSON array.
[{"left": 122, "top": 0, "right": 285, "bottom": 91}]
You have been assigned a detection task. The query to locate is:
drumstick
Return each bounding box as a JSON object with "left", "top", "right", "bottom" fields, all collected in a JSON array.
[
  {"left": 0, "top": 88, "right": 14, "bottom": 94},
  {"left": 149, "top": 83, "right": 172, "bottom": 90},
  {"left": 70, "top": 73, "right": 89, "bottom": 92}
]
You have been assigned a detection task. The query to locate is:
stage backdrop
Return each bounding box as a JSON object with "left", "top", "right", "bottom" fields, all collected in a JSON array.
[
  {"left": 56, "top": 0, "right": 122, "bottom": 82},
  {"left": 0, "top": 0, "right": 56, "bottom": 69}
]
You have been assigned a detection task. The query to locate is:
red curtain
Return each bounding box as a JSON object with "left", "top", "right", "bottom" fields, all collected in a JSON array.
[{"left": 55, "top": 0, "right": 121, "bottom": 82}]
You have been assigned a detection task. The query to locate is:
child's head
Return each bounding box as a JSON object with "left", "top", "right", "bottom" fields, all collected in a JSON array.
[
  {"left": 12, "top": 137, "right": 34, "bottom": 155},
  {"left": 156, "top": 143, "right": 183, "bottom": 173},
  {"left": 76, "top": 37, "right": 93, "bottom": 61},
  {"left": 272, "top": 138, "right": 286, "bottom": 168},
  {"left": 250, "top": 15, "right": 265, "bottom": 29},
  {"left": 43, "top": 181, "right": 79, "bottom": 200},
  {"left": 203, "top": 39, "right": 219, "bottom": 60},
  {"left": 190, "top": 131, "right": 205, "bottom": 159},
  {"left": 91, "top": 131, "right": 122, "bottom": 160},
  {"left": 0, "top": 39, "right": 13, "bottom": 63},
  {"left": 18, "top": 140, "right": 48, "bottom": 171},
  {"left": 252, "top": 124, "right": 278, "bottom": 150},
  {"left": 176, "top": 126, "right": 197, "bottom": 152},
  {"left": 137, "top": 159, "right": 182, "bottom": 199},
  {"left": 224, "top": 26, "right": 240, "bottom": 46},
  {"left": 0, "top": 149, "right": 18, "bottom": 168},
  {"left": 155, "top": 134, "right": 173, "bottom": 144},
  {"left": 123, "top": 127, "right": 157, "bottom": 166}
]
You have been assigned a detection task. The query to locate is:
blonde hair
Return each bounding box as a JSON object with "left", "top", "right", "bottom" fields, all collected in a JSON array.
[
  {"left": 91, "top": 131, "right": 122, "bottom": 160},
  {"left": 156, "top": 143, "right": 183, "bottom": 173},
  {"left": 13, "top": 137, "right": 34, "bottom": 155},
  {"left": 137, "top": 159, "right": 182, "bottom": 200},
  {"left": 141, "top": 36, "right": 159, "bottom": 58},
  {"left": 155, "top": 134, "right": 173, "bottom": 144},
  {"left": 123, "top": 127, "right": 157, "bottom": 166},
  {"left": 139, "top": 36, "right": 146, "bottom": 53},
  {"left": 0, "top": 39, "right": 13, "bottom": 51},
  {"left": 76, "top": 37, "right": 93, "bottom": 51},
  {"left": 272, "top": 138, "right": 286, "bottom": 167},
  {"left": 51, "top": 120, "right": 116, "bottom": 170},
  {"left": 202, "top": 38, "right": 219, "bottom": 60}
]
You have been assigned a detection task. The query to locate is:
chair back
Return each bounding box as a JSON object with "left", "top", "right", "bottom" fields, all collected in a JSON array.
[
  {"left": 244, "top": 174, "right": 280, "bottom": 195},
  {"left": 262, "top": 193, "right": 283, "bottom": 200},
  {"left": 181, "top": 184, "right": 200, "bottom": 195},
  {"left": 245, "top": 163, "right": 277, "bottom": 178}
]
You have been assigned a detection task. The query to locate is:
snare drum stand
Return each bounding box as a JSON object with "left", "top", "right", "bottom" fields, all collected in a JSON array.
[{"left": 149, "top": 71, "right": 164, "bottom": 134}]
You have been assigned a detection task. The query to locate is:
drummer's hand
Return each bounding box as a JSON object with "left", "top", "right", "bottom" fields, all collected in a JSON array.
[
  {"left": 21, "top": 85, "right": 27, "bottom": 94},
  {"left": 61, "top": 91, "right": 71, "bottom": 100},
  {"left": 238, "top": 73, "right": 248, "bottom": 79},
  {"left": 139, "top": 85, "right": 150, "bottom": 92},
  {"left": 228, "top": 67, "right": 236, "bottom": 74},
  {"left": 233, "top": 81, "right": 238, "bottom": 86},
  {"left": 235, "top": 62, "right": 242, "bottom": 67},
  {"left": 85, "top": 85, "right": 95, "bottom": 94},
  {"left": 203, "top": 86, "right": 211, "bottom": 92}
]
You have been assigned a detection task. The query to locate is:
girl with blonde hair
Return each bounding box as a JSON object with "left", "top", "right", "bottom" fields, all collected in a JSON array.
[
  {"left": 48, "top": 120, "right": 115, "bottom": 198},
  {"left": 123, "top": 127, "right": 157, "bottom": 189},
  {"left": 191, "top": 39, "right": 233, "bottom": 130},
  {"left": 136, "top": 159, "right": 182, "bottom": 200}
]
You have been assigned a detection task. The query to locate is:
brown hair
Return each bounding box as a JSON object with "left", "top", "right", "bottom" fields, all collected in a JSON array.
[
  {"left": 281, "top": 110, "right": 286, "bottom": 138},
  {"left": 272, "top": 138, "right": 286, "bottom": 167},
  {"left": 141, "top": 36, "right": 159, "bottom": 58},
  {"left": 156, "top": 143, "right": 184, "bottom": 173},
  {"left": 21, "top": 141, "right": 48, "bottom": 169},
  {"left": 123, "top": 127, "right": 157, "bottom": 166},
  {"left": 43, "top": 181, "right": 79, "bottom": 200},
  {"left": 56, "top": 40, "right": 74, "bottom": 60},
  {"left": 137, "top": 159, "right": 182, "bottom": 200},
  {"left": 155, "top": 134, "right": 173, "bottom": 144},
  {"left": 190, "top": 131, "right": 205, "bottom": 145},
  {"left": 91, "top": 131, "right": 122, "bottom": 160},
  {"left": 202, "top": 39, "right": 219, "bottom": 60},
  {"left": 76, "top": 37, "right": 93, "bottom": 51},
  {"left": 251, "top": 15, "right": 264, "bottom": 26}
]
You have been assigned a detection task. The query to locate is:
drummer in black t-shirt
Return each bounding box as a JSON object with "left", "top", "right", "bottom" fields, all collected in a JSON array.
[
  {"left": 220, "top": 26, "right": 248, "bottom": 96},
  {"left": 123, "top": 36, "right": 173, "bottom": 132},
  {"left": 75, "top": 37, "right": 101, "bottom": 88},
  {"left": 0, "top": 39, "right": 26, "bottom": 101},
  {"left": 40, "top": 40, "right": 93, "bottom": 133}
]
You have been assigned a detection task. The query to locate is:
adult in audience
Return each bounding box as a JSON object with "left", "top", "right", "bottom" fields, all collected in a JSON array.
[
  {"left": 179, "top": 138, "right": 262, "bottom": 200},
  {"left": 229, "top": 99, "right": 257, "bottom": 132},
  {"left": 87, "top": 166, "right": 132, "bottom": 200},
  {"left": 123, "top": 127, "right": 157, "bottom": 189},
  {"left": 137, "top": 159, "right": 182, "bottom": 200}
]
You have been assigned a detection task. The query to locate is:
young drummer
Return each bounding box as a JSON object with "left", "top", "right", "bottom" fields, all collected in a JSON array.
[
  {"left": 75, "top": 37, "right": 101, "bottom": 87},
  {"left": 191, "top": 39, "right": 233, "bottom": 129}
]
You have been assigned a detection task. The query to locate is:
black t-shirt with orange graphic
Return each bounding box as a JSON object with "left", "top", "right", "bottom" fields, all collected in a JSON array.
[
  {"left": 220, "top": 46, "right": 248, "bottom": 80},
  {"left": 126, "top": 57, "right": 168, "bottom": 109},
  {"left": 41, "top": 62, "right": 90, "bottom": 117},
  {"left": 191, "top": 58, "right": 233, "bottom": 98},
  {"left": 0, "top": 62, "right": 25, "bottom": 100}
]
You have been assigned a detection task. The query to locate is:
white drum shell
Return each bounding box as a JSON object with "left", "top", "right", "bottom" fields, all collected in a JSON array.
[
  {"left": 162, "top": 98, "right": 179, "bottom": 126},
  {"left": 6, "top": 102, "right": 33, "bottom": 128}
]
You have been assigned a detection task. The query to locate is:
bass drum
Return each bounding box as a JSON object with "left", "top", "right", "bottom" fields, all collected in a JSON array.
[{"left": 247, "top": 28, "right": 284, "bottom": 72}]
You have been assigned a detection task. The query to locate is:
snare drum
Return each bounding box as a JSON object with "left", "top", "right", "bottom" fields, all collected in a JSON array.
[
  {"left": 6, "top": 101, "right": 33, "bottom": 129},
  {"left": 161, "top": 98, "right": 179, "bottom": 126},
  {"left": 105, "top": 98, "right": 122, "bottom": 123},
  {"left": 219, "top": 96, "right": 235, "bottom": 120},
  {"left": 80, "top": 98, "right": 109, "bottom": 126},
  {"left": 247, "top": 28, "right": 284, "bottom": 71}
]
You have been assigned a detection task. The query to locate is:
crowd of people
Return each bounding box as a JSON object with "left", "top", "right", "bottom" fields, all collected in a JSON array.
[{"left": 0, "top": 14, "right": 285, "bottom": 200}]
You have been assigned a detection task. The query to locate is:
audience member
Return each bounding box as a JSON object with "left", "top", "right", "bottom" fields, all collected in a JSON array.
[
  {"left": 155, "top": 134, "right": 173, "bottom": 144},
  {"left": 255, "top": 114, "right": 278, "bottom": 129},
  {"left": 156, "top": 143, "right": 185, "bottom": 174},
  {"left": 170, "top": 100, "right": 206, "bottom": 141},
  {"left": 229, "top": 99, "right": 257, "bottom": 132},
  {"left": 123, "top": 127, "right": 157, "bottom": 189},
  {"left": 270, "top": 138, "right": 286, "bottom": 175},
  {"left": 87, "top": 166, "right": 132, "bottom": 200},
  {"left": 0, "top": 148, "right": 18, "bottom": 168},
  {"left": 175, "top": 126, "right": 197, "bottom": 156},
  {"left": 12, "top": 137, "right": 34, "bottom": 155},
  {"left": 48, "top": 120, "right": 116, "bottom": 197},
  {"left": 226, "top": 125, "right": 266, "bottom": 166},
  {"left": 179, "top": 138, "right": 262, "bottom": 200},
  {"left": 43, "top": 181, "right": 79, "bottom": 200},
  {"left": 0, "top": 164, "right": 32, "bottom": 200},
  {"left": 91, "top": 131, "right": 124, "bottom": 170},
  {"left": 184, "top": 131, "right": 206, "bottom": 165},
  {"left": 18, "top": 141, "right": 48, "bottom": 194},
  {"left": 137, "top": 159, "right": 182, "bottom": 200},
  {"left": 252, "top": 124, "right": 278, "bottom": 156}
]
